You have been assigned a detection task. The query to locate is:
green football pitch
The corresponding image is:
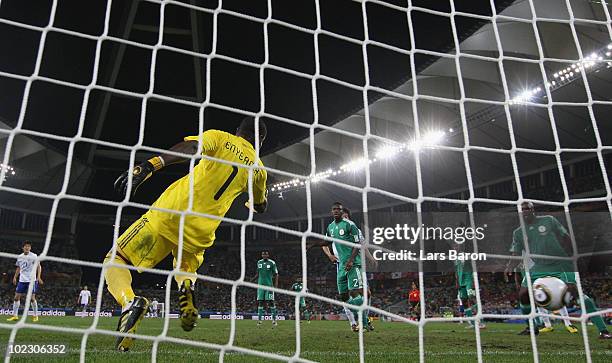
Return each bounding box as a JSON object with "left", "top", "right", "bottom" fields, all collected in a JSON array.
[{"left": 0, "top": 317, "right": 610, "bottom": 362}]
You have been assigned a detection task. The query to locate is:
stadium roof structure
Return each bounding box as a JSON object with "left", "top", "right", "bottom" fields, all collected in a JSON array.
[
  {"left": 0, "top": 0, "right": 610, "bottom": 223},
  {"left": 260, "top": 0, "right": 612, "bottom": 221}
]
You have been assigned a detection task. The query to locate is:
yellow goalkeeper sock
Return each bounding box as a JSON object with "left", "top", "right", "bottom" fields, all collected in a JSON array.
[
  {"left": 174, "top": 274, "right": 197, "bottom": 289},
  {"left": 103, "top": 253, "right": 136, "bottom": 309}
]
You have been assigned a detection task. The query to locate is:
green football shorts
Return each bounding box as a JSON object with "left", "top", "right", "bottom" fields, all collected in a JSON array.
[
  {"left": 257, "top": 288, "right": 274, "bottom": 301},
  {"left": 458, "top": 278, "right": 475, "bottom": 300},
  {"left": 337, "top": 264, "right": 363, "bottom": 294}
]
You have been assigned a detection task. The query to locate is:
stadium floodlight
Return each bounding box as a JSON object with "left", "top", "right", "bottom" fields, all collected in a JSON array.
[
  {"left": 421, "top": 130, "right": 446, "bottom": 146},
  {"left": 510, "top": 87, "right": 545, "bottom": 104},
  {"left": 548, "top": 46, "right": 611, "bottom": 89},
  {"left": 340, "top": 157, "right": 370, "bottom": 172},
  {"left": 311, "top": 169, "right": 335, "bottom": 183},
  {"left": 406, "top": 139, "right": 423, "bottom": 152},
  {"left": 270, "top": 128, "right": 450, "bottom": 191},
  {"left": 375, "top": 144, "right": 403, "bottom": 160},
  {"left": 0, "top": 163, "right": 16, "bottom": 182}
]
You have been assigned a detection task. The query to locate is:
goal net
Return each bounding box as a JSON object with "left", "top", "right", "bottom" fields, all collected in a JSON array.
[{"left": 0, "top": 0, "right": 611, "bottom": 362}]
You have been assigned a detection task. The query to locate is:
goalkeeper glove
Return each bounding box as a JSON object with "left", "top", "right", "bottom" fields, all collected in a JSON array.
[
  {"left": 114, "top": 157, "right": 164, "bottom": 198},
  {"left": 245, "top": 189, "right": 268, "bottom": 213}
]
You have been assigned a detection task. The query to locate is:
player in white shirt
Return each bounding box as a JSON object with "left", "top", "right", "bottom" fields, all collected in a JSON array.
[
  {"left": 78, "top": 286, "right": 92, "bottom": 317},
  {"left": 150, "top": 299, "right": 159, "bottom": 317},
  {"left": 7, "top": 241, "right": 43, "bottom": 322}
]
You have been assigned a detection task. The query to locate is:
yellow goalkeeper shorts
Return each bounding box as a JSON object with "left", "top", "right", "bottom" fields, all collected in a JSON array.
[{"left": 107, "top": 216, "right": 204, "bottom": 275}]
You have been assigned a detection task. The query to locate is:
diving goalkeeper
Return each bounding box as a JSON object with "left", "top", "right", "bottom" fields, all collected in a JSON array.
[{"left": 104, "top": 117, "right": 268, "bottom": 351}]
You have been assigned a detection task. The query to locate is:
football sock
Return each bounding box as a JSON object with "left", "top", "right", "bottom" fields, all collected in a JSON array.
[
  {"left": 465, "top": 306, "right": 474, "bottom": 317},
  {"left": 103, "top": 254, "right": 135, "bottom": 309},
  {"left": 534, "top": 316, "right": 544, "bottom": 327},
  {"left": 465, "top": 306, "right": 474, "bottom": 326},
  {"left": 12, "top": 301, "right": 20, "bottom": 316},
  {"left": 559, "top": 306, "right": 572, "bottom": 327},
  {"left": 472, "top": 303, "right": 479, "bottom": 315},
  {"left": 520, "top": 303, "right": 543, "bottom": 328},
  {"left": 271, "top": 306, "right": 277, "bottom": 321},
  {"left": 344, "top": 305, "right": 356, "bottom": 326},
  {"left": 537, "top": 307, "right": 552, "bottom": 328},
  {"left": 583, "top": 295, "right": 607, "bottom": 333},
  {"left": 364, "top": 294, "right": 370, "bottom": 324},
  {"left": 349, "top": 295, "right": 368, "bottom": 327},
  {"left": 32, "top": 300, "right": 38, "bottom": 316},
  {"left": 257, "top": 306, "right": 264, "bottom": 321},
  {"left": 173, "top": 272, "right": 196, "bottom": 290},
  {"left": 520, "top": 303, "right": 531, "bottom": 316}
]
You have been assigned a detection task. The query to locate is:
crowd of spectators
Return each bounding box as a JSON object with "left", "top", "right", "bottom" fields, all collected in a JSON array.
[
  {"left": 1, "top": 232, "right": 610, "bottom": 317},
  {"left": 0, "top": 155, "right": 609, "bottom": 318},
  {"left": 1, "top": 257, "right": 609, "bottom": 319}
]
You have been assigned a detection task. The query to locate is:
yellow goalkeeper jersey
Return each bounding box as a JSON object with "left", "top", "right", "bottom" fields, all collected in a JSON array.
[{"left": 144, "top": 129, "right": 267, "bottom": 253}]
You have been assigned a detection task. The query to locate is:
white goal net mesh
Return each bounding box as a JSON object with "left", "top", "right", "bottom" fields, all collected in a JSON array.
[{"left": 0, "top": 0, "right": 611, "bottom": 362}]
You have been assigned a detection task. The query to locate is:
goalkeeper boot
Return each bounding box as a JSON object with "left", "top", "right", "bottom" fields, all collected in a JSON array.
[
  {"left": 565, "top": 324, "right": 578, "bottom": 334},
  {"left": 115, "top": 296, "right": 149, "bottom": 352},
  {"left": 32, "top": 316, "right": 39, "bottom": 322},
  {"left": 599, "top": 330, "right": 611, "bottom": 340},
  {"left": 539, "top": 326, "right": 554, "bottom": 333},
  {"left": 351, "top": 324, "right": 359, "bottom": 333},
  {"left": 179, "top": 280, "right": 199, "bottom": 332},
  {"left": 6, "top": 316, "right": 18, "bottom": 322}
]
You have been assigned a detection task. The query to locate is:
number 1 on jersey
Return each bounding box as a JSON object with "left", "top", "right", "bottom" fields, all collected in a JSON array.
[{"left": 214, "top": 165, "right": 238, "bottom": 200}]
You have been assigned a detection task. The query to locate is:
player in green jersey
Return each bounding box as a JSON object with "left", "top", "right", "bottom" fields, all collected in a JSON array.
[
  {"left": 252, "top": 251, "right": 279, "bottom": 327},
  {"left": 342, "top": 207, "right": 375, "bottom": 331},
  {"left": 506, "top": 202, "right": 610, "bottom": 339},
  {"left": 291, "top": 278, "right": 310, "bottom": 323},
  {"left": 321, "top": 239, "right": 358, "bottom": 331},
  {"left": 322, "top": 201, "right": 369, "bottom": 331},
  {"left": 454, "top": 243, "right": 485, "bottom": 329}
]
